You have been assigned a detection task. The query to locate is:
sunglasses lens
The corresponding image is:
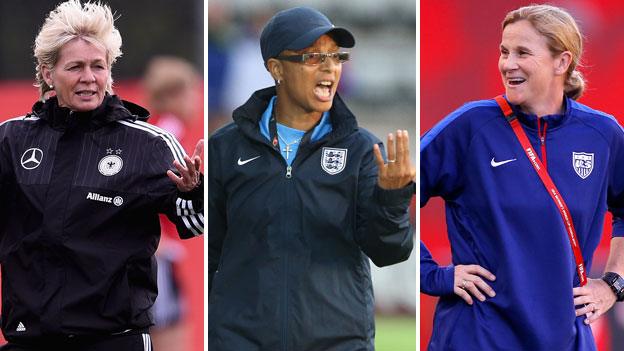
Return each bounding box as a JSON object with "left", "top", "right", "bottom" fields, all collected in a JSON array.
[
  {"left": 337, "top": 52, "right": 350, "bottom": 63},
  {"left": 304, "top": 53, "right": 322, "bottom": 65}
]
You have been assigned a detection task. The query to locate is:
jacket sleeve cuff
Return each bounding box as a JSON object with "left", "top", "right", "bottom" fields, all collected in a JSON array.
[
  {"left": 613, "top": 216, "right": 624, "bottom": 237},
  {"left": 374, "top": 181, "right": 416, "bottom": 206},
  {"left": 421, "top": 264, "right": 456, "bottom": 296},
  {"left": 440, "top": 265, "right": 456, "bottom": 295}
]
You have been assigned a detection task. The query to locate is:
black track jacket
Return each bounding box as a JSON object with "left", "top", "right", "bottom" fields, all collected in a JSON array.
[
  {"left": 209, "top": 87, "right": 414, "bottom": 351},
  {"left": 0, "top": 95, "right": 203, "bottom": 342}
]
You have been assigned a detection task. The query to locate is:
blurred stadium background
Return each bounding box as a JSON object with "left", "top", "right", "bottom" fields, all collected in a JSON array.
[
  {"left": 0, "top": 1, "right": 204, "bottom": 351},
  {"left": 421, "top": 1, "right": 624, "bottom": 350},
  {"left": 208, "top": 0, "right": 416, "bottom": 350}
]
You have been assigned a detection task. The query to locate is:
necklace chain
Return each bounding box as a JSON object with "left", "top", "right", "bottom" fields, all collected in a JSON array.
[{"left": 277, "top": 133, "right": 301, "bottom": 146}]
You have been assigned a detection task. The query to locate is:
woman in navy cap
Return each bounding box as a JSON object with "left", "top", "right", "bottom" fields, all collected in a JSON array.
[{"left": 209, "top": 6, "right": 415, "bottom": 351}]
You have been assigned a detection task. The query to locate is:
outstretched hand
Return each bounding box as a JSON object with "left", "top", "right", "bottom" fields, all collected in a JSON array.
[
  {"left": 373, "top": 130, "right": 416, "bottom": 189},
  {"left": 167, "top": 139, "right": 204, "bottom": 192}
]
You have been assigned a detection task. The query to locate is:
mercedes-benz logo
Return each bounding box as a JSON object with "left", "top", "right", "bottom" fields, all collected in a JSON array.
[{"left": 20, "top": 148, "right": 43, "bottom": 170}]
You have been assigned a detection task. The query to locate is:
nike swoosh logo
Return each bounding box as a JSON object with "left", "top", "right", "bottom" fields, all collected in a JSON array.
[
  {"left": 238, "top": 155, "right": 261, "bottom": 166},
  {"left": 491, "top": 157, "right": 517, "bottom": 168}
]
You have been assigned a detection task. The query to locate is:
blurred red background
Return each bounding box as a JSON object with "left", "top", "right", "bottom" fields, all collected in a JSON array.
[
  {"left": 421, "top": 1, "right": 624, "bottom": 350},
  {"left": 0, "top": 80, "right": 204, "bottom": 351}
]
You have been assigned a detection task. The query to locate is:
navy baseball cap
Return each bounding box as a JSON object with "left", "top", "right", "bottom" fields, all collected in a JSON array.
[{"left": 260, "top": 6, "right": 355, "bottom": 64}]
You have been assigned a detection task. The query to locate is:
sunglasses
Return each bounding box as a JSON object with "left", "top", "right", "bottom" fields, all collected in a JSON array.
[{"left": 276, "top": 52, "right": 350, "bottom": 65}]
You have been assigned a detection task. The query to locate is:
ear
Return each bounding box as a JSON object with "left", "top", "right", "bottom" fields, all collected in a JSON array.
[
  {"left": 555, "top": 51, "right": 572, "bottom": 76},
  {"left": 41, "top": 65, "right": 54, "bottom": 86},
  {"left": 266, "top": 58, "right": 284, "bottom": 82}
]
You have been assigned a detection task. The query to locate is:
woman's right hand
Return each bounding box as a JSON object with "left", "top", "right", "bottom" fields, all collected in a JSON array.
[{"left": 454, "top": 264, "right": 496, "bottom": 305}]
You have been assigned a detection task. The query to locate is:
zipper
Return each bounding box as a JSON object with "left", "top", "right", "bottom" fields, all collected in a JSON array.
[
  {"left": 537, "top": 117, "right": 548, "bottom": 169},
  {"left": 285, "top": 165, "right": 292, "bottom": 178}
]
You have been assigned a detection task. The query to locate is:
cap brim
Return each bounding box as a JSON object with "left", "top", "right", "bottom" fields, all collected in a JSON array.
[{"left": 286, "top": 26, "right": 355, "bottom": 51}]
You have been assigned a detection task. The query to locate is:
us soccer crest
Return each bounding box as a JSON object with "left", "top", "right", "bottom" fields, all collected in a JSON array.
[
  {"left": 321, "top": 147, "right": 347, "bottom": 175},
  {"left": 572, "top": 152, "right": 593, "bottom": 179}
]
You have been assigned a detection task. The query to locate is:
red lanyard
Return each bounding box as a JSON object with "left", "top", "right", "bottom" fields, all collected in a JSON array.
[{"left": 494, "top": 95, "right": 587, "bottom": 286}]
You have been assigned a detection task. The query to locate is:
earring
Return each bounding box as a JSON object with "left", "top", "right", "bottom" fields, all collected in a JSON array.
[
  {"left": 49, "top": 84, "right": 54, "bottom": 89},
  {"left": 276, "top": 79, "right": 281, "bottom": 86}
]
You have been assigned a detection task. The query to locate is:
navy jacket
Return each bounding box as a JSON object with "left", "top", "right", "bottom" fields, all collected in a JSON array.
[
  {"left": 0, "top": 95, "right": 203, "bottom": 342},
  {"left": 209, "top": 87, "right": 414, "bottom": 351},
  {"left": 421, "top": 96, "right": 624, "bottom": 350}
]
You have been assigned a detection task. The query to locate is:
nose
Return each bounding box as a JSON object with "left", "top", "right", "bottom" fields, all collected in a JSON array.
[
  {"left": 80, "top": 66, "right": 96, "bottom": 83},
  {"left": 500, "top": 54, "right": 519, "bottom": 72}
]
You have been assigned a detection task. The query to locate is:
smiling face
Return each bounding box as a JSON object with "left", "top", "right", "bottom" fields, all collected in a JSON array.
[
  {"left": 269, "top": 34, "right": 343, "bottom": 117},
  {"left": 499, "top": 20, "right": 569, "bottom": 115},
  {"left": 43, "top": 38, "right": 109, "bottom": 112}
]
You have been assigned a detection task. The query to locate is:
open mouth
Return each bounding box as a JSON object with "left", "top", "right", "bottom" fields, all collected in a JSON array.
[
  {"left": 507, "top": 77, "right": 526, "bottom": 86},
  {"left": 313, "top": 81, "right": 333, "bottom": 100},
  {"left": 76, "top": 90, "right": 97, "bottom": 97}
]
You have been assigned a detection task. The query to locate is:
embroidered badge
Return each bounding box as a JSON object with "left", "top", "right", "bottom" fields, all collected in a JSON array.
[
  {"left": 98, "top": 155, "right": 123, "bottom": 176},
  {"left": 321, "top": 147, "right": 347, "bottom": 175},
  {"left": 572, "top": 152, "right": 593, "bottom": 179}
]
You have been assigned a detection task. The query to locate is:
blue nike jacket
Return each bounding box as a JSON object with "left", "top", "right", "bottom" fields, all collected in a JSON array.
[
  {"left": 209, "top": 87, "right": 414, "bottom": 351},
  {"left": 420, "top": 96, "right": 624, "bottom": 351}
]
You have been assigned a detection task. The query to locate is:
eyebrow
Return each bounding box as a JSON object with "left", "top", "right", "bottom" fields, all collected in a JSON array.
[
  {"left": 63, "top": 59, "right": 106, "bottom": 66},
  {"left": 499, "top": 44, "right": 532, "bottom": 52}
]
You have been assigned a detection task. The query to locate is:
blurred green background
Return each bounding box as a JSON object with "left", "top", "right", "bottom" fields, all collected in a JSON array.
[{"left": 375, "top": 315, "right": 416, "bottom": 351}]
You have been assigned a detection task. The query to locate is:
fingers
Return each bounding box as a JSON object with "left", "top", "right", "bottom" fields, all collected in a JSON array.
[
  {"left": 386, "top": 132, "right": 396, "bottom": 163},
  {"left": 183, "top": 155, "right": 197, "bottom": 174},
  {"left": 572, "top": 286, "right": 586, "bottom": 297},
  {"left": 454, "top": 285, "right": 474, "bottom": 305},
  {"left": 573, "top": 293, "right": 592, "bottom": 307},
  {"left": 192, "top": 139, "right": 204, "bottom": 159},
  {"left": 169, "top": 157, "right": 200, "bottom": 192},
  {"left": 575, "top": 303, "right": 597, "bottom": 317},
  {"left": 585, "top": 309, "right": 602, "bottom": 324},
  {"left": 472, "top": 277, "right": 497, "bottom": 298},
  {"left": 403, "top": 130, "right": 410, "bottom": 162},
  {"left": 373, "top": 144, "right": 385, "bottom": 172},
  {"left": 454, "top": 264, "right": 497, "bottom": 305},
  {"left": 462, "top": 279, "right": 486, "bottom": 302},
  {"left": 167, "top": 169, "right": 183, "bottom": 187},
  {"left": 375, "top": 130, "right": 415, "bottom": 189},
  {"left": 395, "top": 131, "right": 405, "bottom": 165},
  {"left": 464, "top": 264, "right": 497, "bottom": 281}
]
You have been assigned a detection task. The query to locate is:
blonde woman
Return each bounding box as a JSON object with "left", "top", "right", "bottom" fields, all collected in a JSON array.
[
  {"left": 421, "top": 4, "right": 624, "bottom": 350},
  {"left": 0, "top": 1, "right": 203, "bottom": 350}
]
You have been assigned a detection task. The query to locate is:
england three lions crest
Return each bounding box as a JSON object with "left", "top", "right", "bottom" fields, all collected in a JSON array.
[
  {"left": 573, "top": 152, "right": 594, "bottom": 179},
  {"left": 321, "top": 147, "right": 348, "bottom": 175}
]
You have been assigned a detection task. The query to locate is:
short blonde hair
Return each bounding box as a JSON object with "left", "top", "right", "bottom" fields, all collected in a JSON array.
[
  {"left": 503, "top": 5, "right": 585, "bottom": 100},
  {"left": 34, "top": 0, "right": 122, "bottom": 99}
]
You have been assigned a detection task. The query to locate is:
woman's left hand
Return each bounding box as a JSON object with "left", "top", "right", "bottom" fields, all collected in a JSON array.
[
  {"left": 373, "top": 130, "right": 416, "bottom": 189},
  {"left": 167, "top": 139, "right": 204, "bottom": 192},
  {"left": 573, "top": 278, "right": 617, "bottom": 324}
]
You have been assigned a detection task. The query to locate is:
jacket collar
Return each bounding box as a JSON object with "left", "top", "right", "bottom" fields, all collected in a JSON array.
[
  {"left": 508, "top": 95, "right": 571, "bottom": 131},
  {"left": 31, "top": 94, "right": 150, "bottom": 131},
  {"left": 233, "top": 86, "right": 358, "bottom": 144}
]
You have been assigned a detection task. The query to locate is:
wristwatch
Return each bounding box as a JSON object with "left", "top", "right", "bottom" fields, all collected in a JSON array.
[{"left": 601, "top": 272, "right": 624, "bottom": 302}]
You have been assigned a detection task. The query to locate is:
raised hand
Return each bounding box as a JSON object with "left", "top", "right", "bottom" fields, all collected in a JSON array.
[
  {"left": 373, "top": 130, "right": 416, "bottom": 189},
  {"left": 167, "top": 139, "right": 204, "bottom": 192}
]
